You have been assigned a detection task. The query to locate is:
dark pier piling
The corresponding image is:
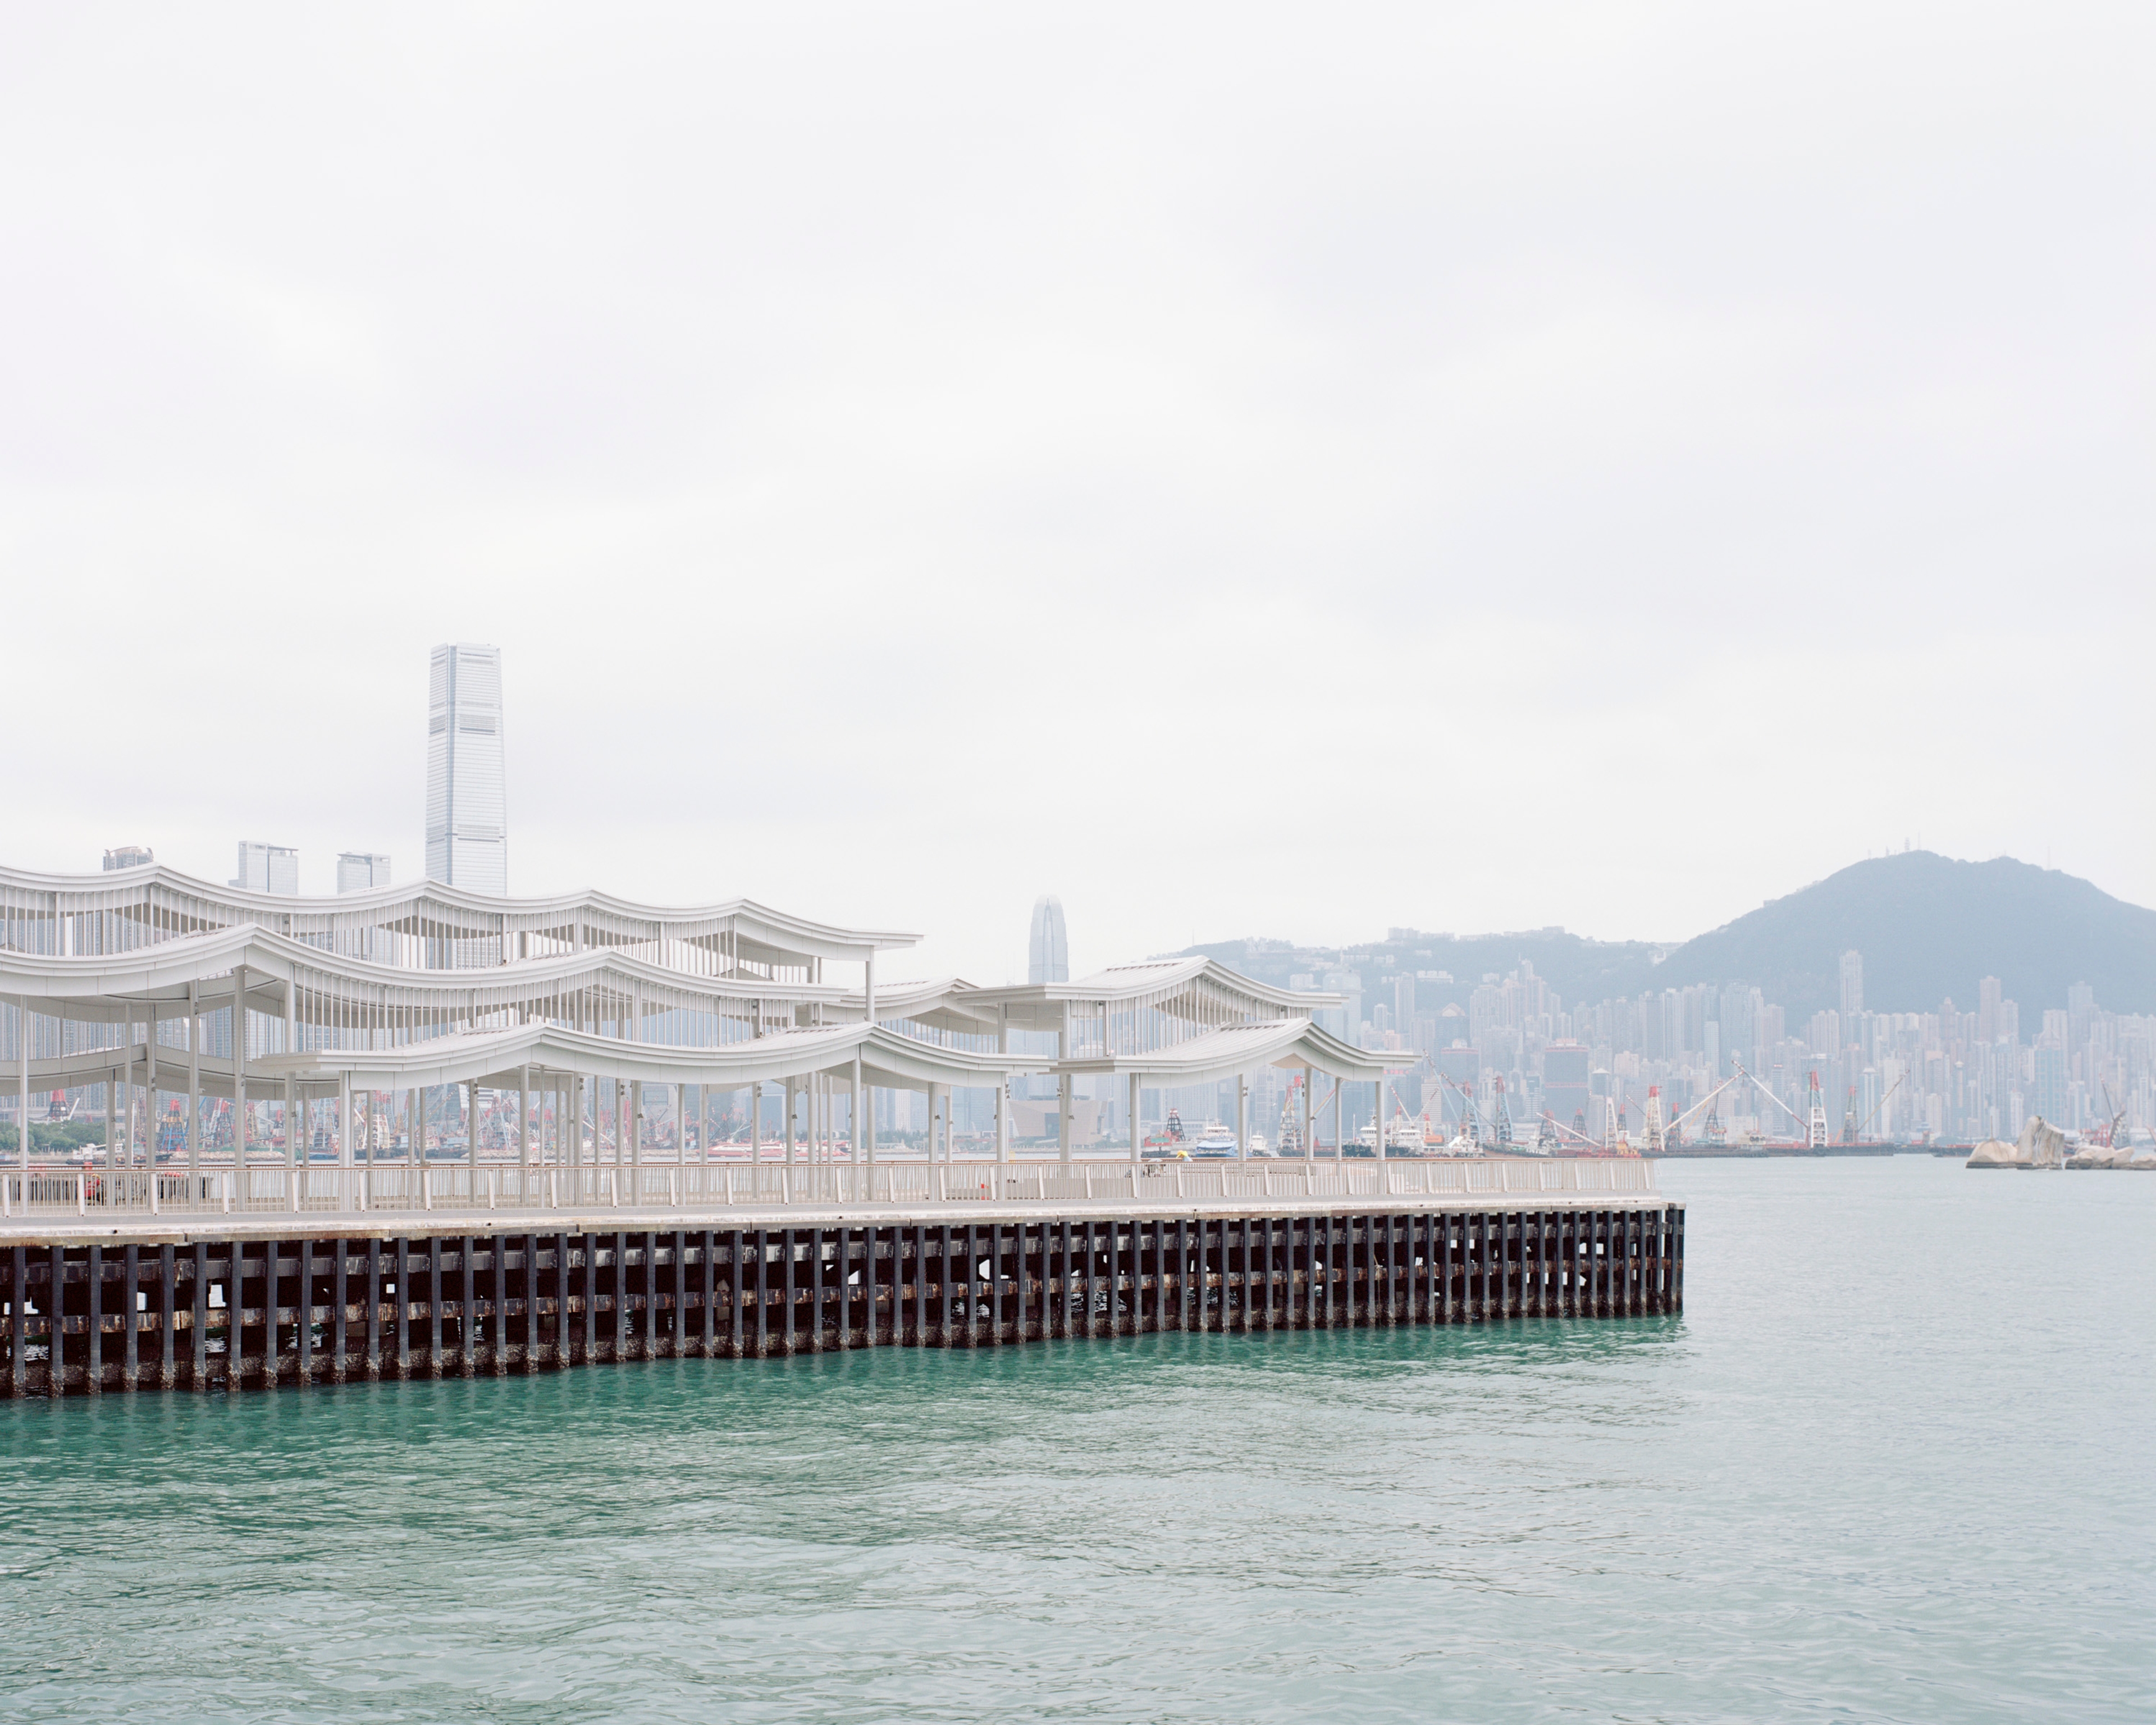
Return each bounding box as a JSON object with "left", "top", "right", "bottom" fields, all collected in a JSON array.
[{"left": 2, "top": 1198, "right": 1682, "bottom": 1395}]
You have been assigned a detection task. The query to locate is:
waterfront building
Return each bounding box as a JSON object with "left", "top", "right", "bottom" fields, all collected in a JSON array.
[
  {"left": 102, "top": 845, "right": 153, "bottom": 871},
  {"left": 426, "top": 642, "right": 508, "bottom": 893},
  {"left": 337, "top": 853, "right": 392, "bottom": 895},
  {"left": 231, "top": 842, "right": 299, "bottom": 896}
]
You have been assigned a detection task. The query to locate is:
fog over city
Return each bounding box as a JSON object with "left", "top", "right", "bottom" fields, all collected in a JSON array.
[{"left": 3, "top": 5, "right": 2149, "bottom": 983}]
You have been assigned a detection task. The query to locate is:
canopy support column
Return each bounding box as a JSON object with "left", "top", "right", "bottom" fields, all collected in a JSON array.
[
  {"left": 16, "top": 996, "right": 29, "bottom": 1174},
  {"left": 852, "top": 1056, "right": 866, "bottom": 1204},
  {"left": 1129, "top": 1072, "right": 1141, "bottom": 1167},
  {"left": 233, "top": 965, "right": 248, "bottom": 1177},
  {"left": 187, "top": 983, "right": 200, "bottom": 1178}
]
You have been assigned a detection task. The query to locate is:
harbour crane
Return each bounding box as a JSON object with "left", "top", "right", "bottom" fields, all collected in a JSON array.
[
  {"left": 1732, "top": 1061, "right": 1811, "bottom": 1140},
  {"left": 1852, "top": 1073, "right": 1904, "bottom": 1141},
  {"left": 2099, "top": 1084, "right": 2126, "bottom": 1149}
]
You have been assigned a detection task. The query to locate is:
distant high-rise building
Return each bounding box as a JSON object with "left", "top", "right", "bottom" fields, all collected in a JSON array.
[
  {"left": 1027, "top": 896, "right": 1068, "bottom": 984},
  {"left": 102, "top": 844, "right": 153, "bottom": 871},
  {"left": 232, "top": 841, "right": 299, "bottom": 896},
  {"left": 2067, "top": 980, "right": 2095, "bottom": 1051},
  {"left": 1839, "top": 950, "right": 1864, "bottom": 1023},
  {"left": 426, "top": 642, "right": 508, "bottom": 894},
  {"left": 1977, "top": 975, "right": 2002, "bottom": 1044},
  {"left": 2031, "top": 1041, "right": 2068, "bottom": 1124},
  {"left": 337, "top": 852, "right": 393, "bottom": 894}
]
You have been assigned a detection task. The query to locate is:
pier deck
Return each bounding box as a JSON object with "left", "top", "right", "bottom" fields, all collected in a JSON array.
[{"left": 0, "top": 1185, "right": 1682, "bottom": 1395}]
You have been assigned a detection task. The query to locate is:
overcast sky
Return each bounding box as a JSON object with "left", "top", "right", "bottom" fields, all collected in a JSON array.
[{"left": 3, "top": 4, "right": 2149, "bottom": 983}]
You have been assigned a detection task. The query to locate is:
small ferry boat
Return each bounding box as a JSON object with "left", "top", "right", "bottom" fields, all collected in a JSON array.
[{"left": 1190, "top": 1122, "right": 1238, "bottom": 1157}]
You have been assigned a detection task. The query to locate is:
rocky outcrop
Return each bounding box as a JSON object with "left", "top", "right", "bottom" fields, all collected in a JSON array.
[
  {"left": 2020, "top": 1117, "right": 2068, "bottom": 1169},
  {"left": 1966, "top": 1138, "right": 2026, "bottom": 1169}
]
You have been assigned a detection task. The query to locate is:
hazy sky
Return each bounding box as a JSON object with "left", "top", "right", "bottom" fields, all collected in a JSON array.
[{"left": 3, "top": 5, "right": 2149, "bottom": 983}]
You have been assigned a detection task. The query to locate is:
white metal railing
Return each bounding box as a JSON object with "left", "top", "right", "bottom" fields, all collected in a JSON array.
[{"left": 0, "top": 1154, "right": 1655, "bottom": 1220}]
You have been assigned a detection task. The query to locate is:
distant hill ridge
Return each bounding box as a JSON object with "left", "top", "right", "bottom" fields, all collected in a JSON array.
[
  {"left": 1633, "top": 852, "right": 2156, "bottom": 1017},
  {"left": 1183, "top": 854, "right": 2156, "bottom": 1018}
]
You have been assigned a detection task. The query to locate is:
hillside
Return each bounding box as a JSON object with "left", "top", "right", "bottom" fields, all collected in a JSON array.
[
  {"left": 1619, "top": 853, "right": 2156, "bottom": 1016},
  {"left": 1181, "top": 929, "right": 1662, "bottom": 1012},
  {"left": 1186, "top": 853, "right": 2156, "bottom": 1019}
]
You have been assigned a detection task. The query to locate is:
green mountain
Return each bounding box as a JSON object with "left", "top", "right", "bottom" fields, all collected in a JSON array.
[{"left": 1626, "top": 852, "right": 2156, "bottom": 1018}]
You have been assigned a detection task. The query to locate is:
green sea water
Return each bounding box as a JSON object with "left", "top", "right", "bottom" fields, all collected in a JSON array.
[{"left": 2, "top": 1156, "right": 2150, "bottom": 1723}]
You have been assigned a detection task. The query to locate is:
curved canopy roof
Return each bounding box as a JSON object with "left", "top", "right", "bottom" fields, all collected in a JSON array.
[
  {"left": 1053, "top": 1018, "right": 1408, "bottom": 1089},
  {"left": 0, "top": 861, "right": 917, "bottom": 966}
]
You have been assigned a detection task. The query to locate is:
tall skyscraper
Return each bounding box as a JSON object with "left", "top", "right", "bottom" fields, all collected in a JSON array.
[
  {"left": 337, "top": 852, "right": 393, "bottom": 894},
  {"left": 1027, "top": 896, "right": 1068, "bottom": 983},
  {"left": 1977, "top": 975, "right": 2002, "bottom": 1044},
  {"left": 1839, "top": 950, "right": 1864, "bottom": 1023},
  {"left": 426, "top": 643, "right": 508, "bottom": 893},
  {"left": 232, "top": 841, "right": 299, "bottom": 896}
]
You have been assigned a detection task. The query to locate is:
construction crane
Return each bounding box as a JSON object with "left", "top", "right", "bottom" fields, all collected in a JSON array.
[
  {"left": 1852, "top": 1073, "right": 1904, "bottom": 1141},
  {"left": 1275, "top": 1076, "right": 1304, "bottom": 1158},
  {"left": 1806, "top": 1072, "right": 1830, "bottom": 1148},
  {"left": 1731, "top": 1061, "right": 1811, "bottom": 1140},
  {"left": 1662, "top": 1071, "right": 1748, "bottom": 1144},
  {"left": 2099, "top": 1084, "right": 2126, "bottom": 1149},
  {"left": 1542, "top": 1110, "right": 1604, "bottom": 1152},
  {"left": 1438, "top": 1073, "right": 1487, "bottom": 1148}
]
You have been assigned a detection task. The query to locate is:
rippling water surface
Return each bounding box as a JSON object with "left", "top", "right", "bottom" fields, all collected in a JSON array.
[{"left": 3, "top": 1157, "right": 2151, "bottom": 1723}]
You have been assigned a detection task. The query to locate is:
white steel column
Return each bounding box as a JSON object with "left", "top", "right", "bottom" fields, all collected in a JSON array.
[
  {"left": 1301, "top": 1066, "right": 1313, "bottom": 1163},
  {"left": 187, "top": 983, "right": 200, "bottom": 1176},
  {"left": 520, "top": 1066, "right": 532, "bottom": 1177},
  {"left": 1057, "top": 1073, "right": 1071, "bottom": 1165},
  {"left": 15, "top": 997, "right": 29, "bottom": 1172},
  {"left": 233, "top": 965, "right": 248, "bottom": 1174},
  {"left": 1374, "top": 1078, "right": 1385, "bottom": 1162},
  {"left": 339, "top": 1071, "right": 353, "bottom": 1167},
  {"left": 284, "top": 976, "right": 298, "bottom": 1169},
  {"left": 1237, "top": 1074, "right": 1249, "bottom": 1163},
  {"left": 467, "top": 1083, "right": 479, "bottom": 1181},
  {"left": 673, "top": 1082, "right": 684, "bottom": 1168},
  {"left": 851, "top": 1055, "right": 865, "bottom": 1203},
  {"left": 995, "top": 1079, "right": 1009, "bottom": 1165}
]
